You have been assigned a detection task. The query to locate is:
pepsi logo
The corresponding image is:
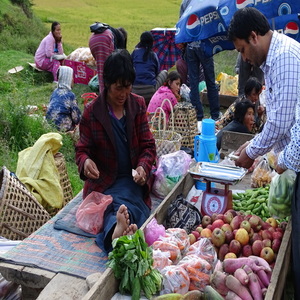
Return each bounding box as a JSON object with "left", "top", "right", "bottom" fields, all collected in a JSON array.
[
  {"left": 186, "top": 14, "right": 202, "bottom": 37},
  {"left": 236, "top": 0, "right": 255, "bottom": 9},
  {"left": 284, "top": 21, "right": 299, "bottom": 39}
]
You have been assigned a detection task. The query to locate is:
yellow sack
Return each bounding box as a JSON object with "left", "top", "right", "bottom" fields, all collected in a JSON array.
[
  {"left": 217, "top": 72, "right": 238, "bottom": 96},
  {"left": 16, "top": 132, "right": 64, "bottom": 209}
]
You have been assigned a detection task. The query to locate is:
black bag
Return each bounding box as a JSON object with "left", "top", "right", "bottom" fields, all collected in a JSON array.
[
  {"left": 166, "top": 193, "right": 202, "bottom": 233},
  {"left": 90, "top": 22, "right": 109, "bottom": 34}
]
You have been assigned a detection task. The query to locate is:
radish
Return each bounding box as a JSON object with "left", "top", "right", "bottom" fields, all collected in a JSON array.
[
  {"left": 234, "top": 268, "right": 249, "bottom": 285},
  {"left": 210, "top": 270, "right": 229, "bottom": 296},
  {"left": 256, "top": 269, "right": 270, "bottom": 287},
  {"left": 248, "top": 272, "right": 263, "bottom": 300},
  {"left": 225, "top": 275, "right": 253, "bottom": 300},
  {"left": 223, "top": 258, "right": 263, "bottom": 274},
  {"left": 225, "top": 290, "right": 243, "bottom": 300},
  {"left": 249, "top": 255, "right": 272, "bottom": 272}
]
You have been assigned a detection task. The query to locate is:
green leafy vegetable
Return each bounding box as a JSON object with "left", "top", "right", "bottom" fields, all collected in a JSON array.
[{"left": 107, "top": 229, "right": 162, "bottom": 300}]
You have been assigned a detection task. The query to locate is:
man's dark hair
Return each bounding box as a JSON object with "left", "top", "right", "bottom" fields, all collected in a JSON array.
[
  {"left": 244, "top": 76, "right": 263, "bottom": 97},
  {"left": 228, "top": 7, "right": 270, "bottom": 42},
  {"left": 234, "top": 99, "right": 255, "bottom": 124},
  {"left": 103, "top": 49, "right": 135, "bottom": 87}
]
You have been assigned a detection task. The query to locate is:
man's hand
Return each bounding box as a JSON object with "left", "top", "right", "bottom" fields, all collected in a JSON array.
[
  {"left": 275, "top": 165, "right": 286, "bottom": 174},
  {"left": 235, "top": 147, "right": 255, "bottom": 169}
]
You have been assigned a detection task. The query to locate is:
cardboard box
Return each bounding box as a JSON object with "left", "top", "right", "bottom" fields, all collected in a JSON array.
[{"left": 64, "top": 59, "right": 96, "bottom": 85}]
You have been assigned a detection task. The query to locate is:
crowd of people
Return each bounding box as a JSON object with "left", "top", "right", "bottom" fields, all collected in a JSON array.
[{"left": 34, "top": 7, "right": 300, "bottom": 293}]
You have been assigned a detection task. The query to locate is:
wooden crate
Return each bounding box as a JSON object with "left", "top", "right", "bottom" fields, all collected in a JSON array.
[
  {"left": 201, "top": 91, "right": 236, "bottom": 108},
  {"left": 82, "top": 173, "right": 292, "bottom": 300}
]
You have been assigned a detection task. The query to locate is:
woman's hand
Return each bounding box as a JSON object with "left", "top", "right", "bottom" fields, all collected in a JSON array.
[
  {"left": 133, "top": 166, "right": 147, "bottom": 186},
  {"left": 84, "top": 158, "right": 100, "bottom": 179}
]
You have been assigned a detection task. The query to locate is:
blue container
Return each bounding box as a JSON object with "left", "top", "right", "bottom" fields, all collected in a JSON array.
[{"left": 194, "top": 119, "right": 219, "bottom": 190}]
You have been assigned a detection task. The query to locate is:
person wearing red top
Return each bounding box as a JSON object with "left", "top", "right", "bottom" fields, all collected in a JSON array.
[{"left": 75, "top": 49, "right": 156, "bottom": 252}]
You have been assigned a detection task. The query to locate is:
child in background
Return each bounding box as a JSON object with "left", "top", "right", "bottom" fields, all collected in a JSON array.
[
  {"left": 46, "top": 66, "right": 81, "bottom": 133},
  {"left": 147, "top": 71, "right": 182, "bottom": 122}
]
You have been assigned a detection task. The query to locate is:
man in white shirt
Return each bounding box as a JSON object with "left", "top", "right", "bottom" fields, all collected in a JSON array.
[{"left": 228, "top": 7, "right": 300, "bottom": 298}]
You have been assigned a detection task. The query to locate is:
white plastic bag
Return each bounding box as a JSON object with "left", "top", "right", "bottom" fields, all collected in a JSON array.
[{"left": 185, "top": 185, "right": 203, "bottom": 211}]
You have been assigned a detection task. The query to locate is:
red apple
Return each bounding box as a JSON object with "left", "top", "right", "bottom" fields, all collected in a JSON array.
[
  {"left": 262, "top": 239, "right": 272, "bottom": 248},
  {"left": 216, "top": 214, "right": 225, "bottom": 222},
  {"left": 260, "top": 247, "right": 275, "bottom": 264},
  {"left": 252, "top": 240, "right": 264, "bottom": 256},
  {"left": 218, "top": 243, "right": 229, "bottom": 261},
  {"left": 211, "top": 213, "right": 218, "bottom": 223},
  {"left": 227, "top": 209, "right": 237, "bottom": 217},
  {"left": 272, "top": 238, "right": 282, "bottom": 253},
  {"left": 240, "top": 220, "right": 251, "bottom": 233},
  {"left": 207, "top": 224, "right": 213, "bottom": 230},
  {"left": 275, "top": 227, "right": 284, "bottom": 234},
  {"left": 272, "top": 231, "right": 283, "bottom": 240},
  {"left": 211, "top": 228, "right": 226, "bottom": 247},
  {"left": 224, "top": 210, "right": 234, "bottom": 224},
  {"left": 221, "top": 223, "right": 233, "bottom": 233},
  {"left": 261, "top": 221, "right": 272, "bottom": 230},
  {"left": 225, "top": 230, "right": 235, "bottom": 244},
  {"left": 229, "top": 239, "right": 242, "bottom": 255},
  {"left": 202, "top": 215, "right": 212, "bottom": 228},
  {"left": 225, "top": 252, "right": 237, "bottom": 259},
  {"left": 230, "top": 215, "right": 244, "bottom": 230},
  {"left": 261, "top": 230, "right": 273, "bottom": 241},
  {"left": 188, "top": 233, "right": 196, "bottom": 245},
  {"left": 249, "top": 215, "right": 262, "bottom": 232},
  {"left": 266, "top": 217, "right": 278, "bottom": 228},
  {"left": 191, "top": 230, "right": 200, "bottom": 240},
  {"left": 268, "top": 227, "right": 275, "bottom": 234},
  {"left": 211, "top": 219, "right": 225, "bottom": 231},
  {"left": 250, "top": 232, "right": 262, "bottom": 245},
  {"left": 242, "top": 244, "right": 253, "bottom": 257}
]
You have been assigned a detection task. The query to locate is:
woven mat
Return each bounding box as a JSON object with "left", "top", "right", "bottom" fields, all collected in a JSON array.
[
  {"left": 0, "top": 191, "right": 163, "bottom": 279},
  {"left": 0, "top": 191, "right": 107, "bottom": 279}
]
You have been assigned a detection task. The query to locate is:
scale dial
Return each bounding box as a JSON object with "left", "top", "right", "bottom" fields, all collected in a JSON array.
[{"left": 202, "top": 193, "right": 226, "bottom": 215}]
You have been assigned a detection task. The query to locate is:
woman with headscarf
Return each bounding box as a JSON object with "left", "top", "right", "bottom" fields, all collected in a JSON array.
[
  {"left": 131, "top": 31, "right": 167, "bottom": 104},
  {"left": 34, "top": 21, "right": 66, "bottom": 82},
  {"left": 46, "top": 66, "right": 81, "bottom": 132}
]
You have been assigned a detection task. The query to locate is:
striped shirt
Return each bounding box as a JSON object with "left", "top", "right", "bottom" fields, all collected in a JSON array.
[{"left": 246, "top": 31, "right": 300, "bottom": 161}]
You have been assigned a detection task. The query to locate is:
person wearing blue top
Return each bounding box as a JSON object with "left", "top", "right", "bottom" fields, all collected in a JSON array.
[
  {"left": 46, "top": 66, "right": 82, "bottom": 132},
  {"left": 228, "top": 8, "right": 300, "bottom": 298},
  {"left": 131, "top": 31, "right": 167, "bottom": 104}
]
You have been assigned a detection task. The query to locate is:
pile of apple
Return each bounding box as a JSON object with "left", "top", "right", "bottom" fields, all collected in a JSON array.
[{"left": 188, "top": 210, "right": 287, "bottom": 266}]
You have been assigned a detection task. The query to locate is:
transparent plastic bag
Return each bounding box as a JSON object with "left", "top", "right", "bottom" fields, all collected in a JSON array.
[
  {"left": 267, "top": 169, "right": 296, "bottom": 219},
  {"left": 76, "top": 191, "right": 113, "bottom": 234},
  {"left": 251, "top": 157, "right": 274, "bottom": 188},
  {"left": 180, "top": 84, "right": 191, "bottom": 102}
]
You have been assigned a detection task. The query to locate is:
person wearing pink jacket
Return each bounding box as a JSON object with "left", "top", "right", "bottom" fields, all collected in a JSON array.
[{"left": 34, "top": 21, "right": 66, "bottom": 82}]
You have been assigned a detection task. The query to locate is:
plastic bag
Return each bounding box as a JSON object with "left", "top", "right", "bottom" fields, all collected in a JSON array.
[
  {"left": 144, "top": 218, "right": 166, "bottom": 246},
  {"left": 88, "top": 75, "right": 99, "bottom": 92},
  {"left": 251, "top": 157, "right": 274, "bottom": 188},
  {"left": 180, "top": 84, "right": 191, "bottom": 102},
  {"left": 185, "top": 185, "right": 203, "bottom": 211},
  {"left": 76, "top": 191, "right": 113, "bottom": 234},
  {"left": 152, "top": 240, "right": 182, "bottom": 264},
  {"left": 268, "top": 169, "right": 296, "bottom": 219},
  {"left": 160, "top": 265, "right": 190, "bottom": 295},
  {"left": 152, "top": 150, "right": 192, "bottom": 199},
  {"left": 216, "top": 72, "right": 238, "bottom": 96},
  {"left": 152, "top": 249, "right": 172, "bottom": 271},
  {"left": 163, "top": 228, "right": 190, "bottom": 255}
]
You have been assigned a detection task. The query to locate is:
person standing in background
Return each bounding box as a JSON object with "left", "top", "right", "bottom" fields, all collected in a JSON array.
[
  {"left": 35, "top": 21, "right": 66, "bottom": 82},
  {"left": 179, "top": 0, "right": 220, "bottom": 121},
  {"left": 89, "top": 24, "right": 127, "bottom": 94}
]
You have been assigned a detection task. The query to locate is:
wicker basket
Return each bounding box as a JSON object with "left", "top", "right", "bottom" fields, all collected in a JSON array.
[
  {"left": 151, "top": 99, "right": 182, "bottom": 157},
  {"left": 0, "top": 166, "right": 51, "bottom": 240},
  {"left": 173, "top": 102, "right": 198, "bottom": 149},
  {"left": 54, "top": 152, "right": 73, "bottom": 207}
]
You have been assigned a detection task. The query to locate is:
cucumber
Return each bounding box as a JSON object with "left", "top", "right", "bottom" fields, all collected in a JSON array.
[{"left": 204, "top": 286, "right": 223, "bottom": 300}]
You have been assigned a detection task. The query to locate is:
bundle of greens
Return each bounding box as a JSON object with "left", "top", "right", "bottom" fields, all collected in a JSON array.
[{"left": 107, "top": 229, "right": 163, "bottom": 300}]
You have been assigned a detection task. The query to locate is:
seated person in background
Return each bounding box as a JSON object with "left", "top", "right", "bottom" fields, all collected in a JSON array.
[
  {"left": 75, "top": 49, "right": 156, "bottom": 253},
  {"left": 131, "top": 31, "right": 167, "bottom": 104},
  {"left": 46, "top": 66, "right": 81, "bottom": 132},
  {"left": 217, "top": 100, "right": 255, "bottom": 150},
  {"left": 147, "top": 70, "right": 182, "bottom": 123},
  {"left": 34, "top": 21, "right": 66, "bottom": 82},
  {"left": 216, "top": 77, "right": 265, "bottom": 133}
]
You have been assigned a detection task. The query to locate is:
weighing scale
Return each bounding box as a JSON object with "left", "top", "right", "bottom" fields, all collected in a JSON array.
[{"left": 189, "top": 162, "right": 247, "bottom": 216}]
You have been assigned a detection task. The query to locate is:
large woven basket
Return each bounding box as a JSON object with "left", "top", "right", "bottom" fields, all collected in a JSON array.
[
  {"left": 54, "top": 152, "right": 73, "bottom": 207},
  {"left": 173, "top": 102, "right": 198, "bottom": 149},
  {"left": 0, "top": 166, "right": 51, "bottom": 240},
  {"left": 151, "top": 99, "right": 182, "bottom": 157}
]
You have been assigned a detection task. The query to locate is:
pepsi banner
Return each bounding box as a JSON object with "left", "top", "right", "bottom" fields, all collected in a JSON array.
[{"left": 175, "top": 0, "right": 300, "bottom": 56}]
